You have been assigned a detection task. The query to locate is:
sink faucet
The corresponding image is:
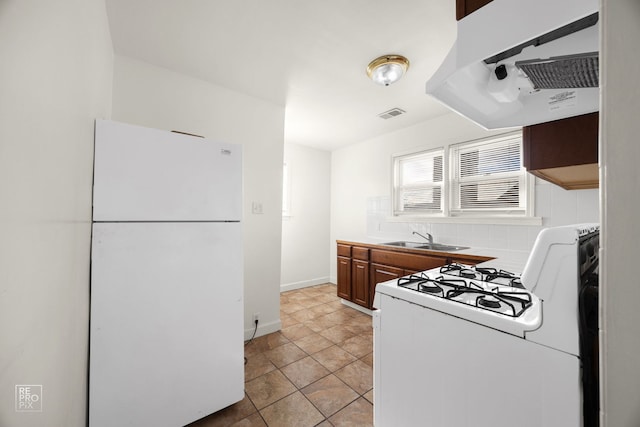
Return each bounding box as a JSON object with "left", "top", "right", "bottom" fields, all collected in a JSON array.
[{"left": 413, "top": 231, "right": 433, "bottom": 244}]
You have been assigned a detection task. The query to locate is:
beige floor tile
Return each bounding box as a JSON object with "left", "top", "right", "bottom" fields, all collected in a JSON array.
[
  {"left": 323, "top": 310, "right": 357, "bottom": 323},
  {"left": 319, "top": 325, "right": 356, "bottom": 344},
  {"left": 328, "top": 397, "right": 373, "bottom": 427},
  {"left": 294, "top": 333, "right": 334, "bottom": 354},
  {"left": 302, "top": 319, "right": 327, "bottom": 333},
  {"left": 280, "top": 356, "right": 330, "bottom": 389},
  {"left": 280, "top": 313, "right": 299, "bottom": 329},
  {"left": 280, "top": 301, "right": 306, "bottom": 314},
  {"left": 325, "top": 300, "right": 346, "bottom": 311},
  {"left": 314, "top": 294, "right": 338, "bottom": 304},
  {"left": 259, "top": 391, "right": 324, "bottom": 427},
  {"left": 264, "top": 342, "right": 307, "bottom": 368},
  {"left": 334, "top": 359, "right": 373, "bottom": 395},
  {"left": 300, "top": 286, "right": 325, "bottom": 295},
  {"left": 339, "top": 334, "right": 373, "bottom": 358},
  {"left": 206, "top": 286, "right": 375, "bottom": 426},
  {"left": 311, "top": 314, "right": 343, "bottom": 330},
  {"left": 309, "top": 303, "right": 338, "bottom": 316},
  {"left": 301, "top": 374, "right": 359, "bottom": 418},
  {"left": 245, "top": 332, "right": 290, "bottom": 356},
  {"left": 290, "top": 308, "right": 321, "bottom": 323},
  {"left": 281, "top": 323, "right": 315, "bottom": 341},
  {"left": 244, "top": 352, "right": 277, "bottom": 382},
  {"left": 343, "top": 313, "right": 371, "bottom": 327},
  {"left": 286, "top": 292, "right": 312, "bottom": 301},
  {"left": 312, "top": 345, "right": 357, "bottom": 372},
  {"left": 230, "top": 412, "right": 267, "bottom": 427},
  {"left": 245, "top": 370, "right": 297, "bottom": 410},
  {"left": 187, "top": 394, "right": 257, "bottom": 427},
  {"left": 360, "top": 352, "right": 374, "bottom": 368}
]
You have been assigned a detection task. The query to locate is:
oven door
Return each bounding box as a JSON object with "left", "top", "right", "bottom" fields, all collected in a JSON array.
[{"left": 374, "top": 293, "right": 581, "bottom": 427}]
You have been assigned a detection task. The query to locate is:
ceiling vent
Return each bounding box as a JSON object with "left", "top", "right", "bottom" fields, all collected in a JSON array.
[{"left": 378, "top": 108, "right": 406, "bottom": 120}]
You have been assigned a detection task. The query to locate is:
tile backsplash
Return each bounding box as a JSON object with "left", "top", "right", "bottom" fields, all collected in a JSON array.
[{"left": 366, "top": 180, "right": 599, "bottom": 253}]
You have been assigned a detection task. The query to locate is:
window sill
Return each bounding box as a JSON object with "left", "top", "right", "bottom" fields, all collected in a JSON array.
[{"left": 386, "top": 215, "right": 543, "bottom": 226}]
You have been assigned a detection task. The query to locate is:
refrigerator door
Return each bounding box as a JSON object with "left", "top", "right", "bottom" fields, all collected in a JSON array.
[
  {"left": 93, "top": 119, "right": 242, "bottom": 222},
  {"left": 89, "top": 222, "right": 244, "bottom": 427}
]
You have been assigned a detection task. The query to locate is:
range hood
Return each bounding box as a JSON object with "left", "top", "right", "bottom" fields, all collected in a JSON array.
[{"left": 426, "top": 0, "right": 599, "bottom": 129}]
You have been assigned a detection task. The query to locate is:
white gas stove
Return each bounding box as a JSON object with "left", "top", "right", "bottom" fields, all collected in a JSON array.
[
  {"left": 377, "top": 263, "right": 542, "bottom": 337},
  {"left": 373, "top": 224, "right": 599, "bottom": 427}
]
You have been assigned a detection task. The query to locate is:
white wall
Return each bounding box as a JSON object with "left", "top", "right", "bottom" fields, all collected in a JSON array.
[
  {"left": 329, "top": 112, "right": 600, "bottom": 282},
  {"left": 600, "top": 0, "right": 640, "bottom": 425},
  {"left": 0, "top": 1, "right": 113, "bottom": 426},
  {"left": 111, "top": 56, "right": 285, "bottom": 339},
  {"left": 281, "top": 143, "right": 331, "bottom": 291}
]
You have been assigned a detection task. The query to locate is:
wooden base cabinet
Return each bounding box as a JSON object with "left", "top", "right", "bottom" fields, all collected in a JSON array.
[
  {"left": 352, "top": 259, "right": 370, "bottom": 307},
  {"left": 337, "top": 256, "right": 352, "bottom": 300},
  {"left": 370, "top": 264, "right": 405, "bottom": 308},
  {"left": 336, "top": 241, "right": 493, "bottom": 310}
]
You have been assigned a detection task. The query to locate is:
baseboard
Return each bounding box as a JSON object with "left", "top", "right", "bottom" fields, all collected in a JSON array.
[
  {"left": 244, "top": 318, "right": 281, "bottom": 341},
  {"left": 340, "top": 299, "right": 373, "bottom": 316},
  {"left": 280, "top": 276, "right": 331, "bottom": 293}
]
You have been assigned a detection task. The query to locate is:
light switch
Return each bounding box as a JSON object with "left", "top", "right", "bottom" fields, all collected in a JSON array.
[{"left": 252, "top": 202, "right": 263, "bottom": 214}]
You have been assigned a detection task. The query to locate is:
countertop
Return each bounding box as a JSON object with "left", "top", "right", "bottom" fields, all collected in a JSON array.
[{"left": 337, "top": 237, "right": 531, "bottom": 274}]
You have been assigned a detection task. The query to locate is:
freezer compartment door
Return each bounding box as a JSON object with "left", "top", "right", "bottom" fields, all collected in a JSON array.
[
  {"left": 89, "top": 222, "right": 243, "bottom": 427},
  {"left": 93, "top": 119, "right": 242, "bottom": 221}
]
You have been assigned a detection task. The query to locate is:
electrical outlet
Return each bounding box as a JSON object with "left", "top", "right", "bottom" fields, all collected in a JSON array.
[{"left": 252, "top": 312, "right": 260, "bottom": 323}]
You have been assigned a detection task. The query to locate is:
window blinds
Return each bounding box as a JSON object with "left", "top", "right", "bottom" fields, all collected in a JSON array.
[
  {"left": 451, "top": 135, "right": 526, "bottom": 212},
  {"left": 394, "top": 149, "right": 444, "bottom": 214}
]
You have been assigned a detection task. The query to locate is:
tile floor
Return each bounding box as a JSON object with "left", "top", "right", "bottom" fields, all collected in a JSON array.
[{"left": 189, "top": 283, "right": 373, "bottom": 427}]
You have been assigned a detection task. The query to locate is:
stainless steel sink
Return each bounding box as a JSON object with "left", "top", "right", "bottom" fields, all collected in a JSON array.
[
  {"left": 382, "top": 241, "right": 469, "bottom": 252},
  {"left": 382, "top": 241, "right": 426, "bottom": 248}
]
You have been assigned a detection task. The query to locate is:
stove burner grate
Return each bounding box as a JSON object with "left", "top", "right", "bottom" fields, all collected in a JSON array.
[
  {"left": 440, "top": 263, "right": 483, "bottom": 281},
  {"left": 475, "top": 267, "right": 524, "bottom": 288},
  {"left": 398, "top": 275, "right": 479, "bottom": 299},
  {"left": 396, "top": 271, "right": 533, "bottom": 318},
  {"left": 446, "top": 287, "right": 533, "bottom": 317}
]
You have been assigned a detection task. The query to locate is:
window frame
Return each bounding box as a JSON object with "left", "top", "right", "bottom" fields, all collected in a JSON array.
[
  {"left": 392, "top": 147, "right": 446, "bottom": 216},
  {"left": 391, "top": 131, "right": 535, "bottom": 221},
  {"left": 449, "top": 132, "right": 533, "bottom": 218}
]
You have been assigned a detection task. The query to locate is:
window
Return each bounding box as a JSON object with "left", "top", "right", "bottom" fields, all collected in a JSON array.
[
  {"left": 393, "top": 148, "right": 444, "bottom": 214},
  {"left": 392, "top": 132, "right": 532, "bottom": 219},
  {"left": 450, "top": 133, "right": 528, "bottom": 215}
]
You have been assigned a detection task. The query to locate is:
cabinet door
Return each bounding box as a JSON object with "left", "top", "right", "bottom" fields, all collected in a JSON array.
[
  {"left": 337, "top": 256, "right": 352, "bottom": 300},
  {"left": 456, "top": 0, "right": 493, "bottom": 20},
  {"left": 352, "top": 259, "right": 370, "bottom": 308},
  {"left": 370, "top": 264, "right": 405, "bottom": 308}
]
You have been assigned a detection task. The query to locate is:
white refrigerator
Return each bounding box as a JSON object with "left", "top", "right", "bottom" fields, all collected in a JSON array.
[{"left": 89, "top": 120, "right": 244, "bottom": 427}]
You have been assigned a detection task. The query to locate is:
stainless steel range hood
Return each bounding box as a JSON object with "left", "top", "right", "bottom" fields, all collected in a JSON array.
[{"left": 426, "top": 0, "right": 599, "bottom": 129}]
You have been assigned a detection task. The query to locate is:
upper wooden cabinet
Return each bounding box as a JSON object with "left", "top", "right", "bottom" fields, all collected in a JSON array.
[
  {"left": 523, "top": 112, "right": 599, "bottom": 190},
  {"left": 456, "top": 0, "right": 493, "bottom": 20}
]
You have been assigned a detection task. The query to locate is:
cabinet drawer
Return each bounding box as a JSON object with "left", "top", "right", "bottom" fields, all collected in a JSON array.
[
  {"left": 370, "top": 249, "right": 447, "bottom": 271},
  {"left": 352, "top": 246, "right": 369, "bottom": 261},
  {"left": 337, "top": 244, "right": 351, "bottom": 257}
]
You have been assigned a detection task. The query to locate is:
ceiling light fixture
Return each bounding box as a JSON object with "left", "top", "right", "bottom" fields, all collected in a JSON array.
[{"left": 367, "top": 55, "right": 410, "bottom": 86}]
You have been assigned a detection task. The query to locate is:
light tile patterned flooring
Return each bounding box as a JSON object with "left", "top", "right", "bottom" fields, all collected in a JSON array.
[{"left": 189, "top": 284, "right": 373, "bottom": 427}]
